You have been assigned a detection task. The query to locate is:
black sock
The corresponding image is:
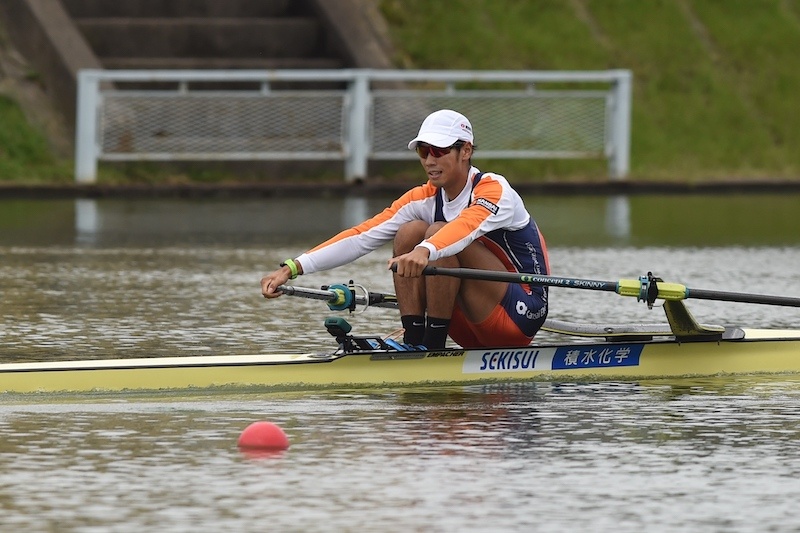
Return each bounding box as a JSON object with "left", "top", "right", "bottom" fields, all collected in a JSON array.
[
  {"left": 401, "top": 315, "right": 425, "bottom": 345},
  {"left": 422, "top": 316, "right": 451, "bottom": 350}
]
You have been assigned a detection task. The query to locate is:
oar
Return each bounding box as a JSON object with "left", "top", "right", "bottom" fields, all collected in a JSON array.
[
  {"left": 276, "top": 281, "right": 725, "bottom": 338},
  {"left": 278, "top": 284, "right": 398, "bottom": 310},
  {"left": 420, "top": 266, "right": 800, "bottom": 308}
]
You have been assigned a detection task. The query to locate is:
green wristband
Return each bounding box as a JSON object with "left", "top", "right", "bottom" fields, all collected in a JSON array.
[{"left": 280, "top": 259, "right": 299, "bottom": 280}]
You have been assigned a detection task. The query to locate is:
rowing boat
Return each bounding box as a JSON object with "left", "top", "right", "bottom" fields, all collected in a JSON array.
[
  {"left": 2, "top": 270, "right": 800, "bottom": 394},
  {"left": 2, "top": 319, "right": 799, "bottom": 394}
]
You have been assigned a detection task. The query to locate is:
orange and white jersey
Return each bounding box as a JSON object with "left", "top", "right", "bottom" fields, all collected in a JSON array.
[{"left": 296, "top": 167, "right": 549, "bottom": 281}]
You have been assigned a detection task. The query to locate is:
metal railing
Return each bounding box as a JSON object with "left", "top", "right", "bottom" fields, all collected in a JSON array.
[{"left": 75, "top": 69, "right": 632, "bottom": 182}]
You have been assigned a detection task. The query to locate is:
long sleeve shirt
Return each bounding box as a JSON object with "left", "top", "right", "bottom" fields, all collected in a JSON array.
[{"left": 296, "top": 167, "right": 550, "bottom": 293}]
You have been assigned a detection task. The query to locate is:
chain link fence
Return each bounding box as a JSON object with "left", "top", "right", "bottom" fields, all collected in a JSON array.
[{"left": 75, "top": 69, "right": 631, "bottom": 182}]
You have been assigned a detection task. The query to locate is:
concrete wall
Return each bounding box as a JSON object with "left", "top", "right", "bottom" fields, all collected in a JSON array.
[
  {"left": 0, "top": 0, "right": 101, "bottom": 130},
  {"left": 310, "top": 0, "right": 394, "bottom": 69},
  {"left": 0, "top": 0, "right": 395, "bottom": 149}
]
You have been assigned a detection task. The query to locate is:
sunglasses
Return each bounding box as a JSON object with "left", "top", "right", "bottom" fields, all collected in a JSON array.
[{"left": 415, "top": 141, "right": 465, "bottom": 159}]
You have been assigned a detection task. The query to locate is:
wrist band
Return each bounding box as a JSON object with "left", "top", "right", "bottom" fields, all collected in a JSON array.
[{"left": 280, "top": 259, "right": 299, "bottom": 280}]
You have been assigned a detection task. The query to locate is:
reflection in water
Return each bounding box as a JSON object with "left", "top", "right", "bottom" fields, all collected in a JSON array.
[
  {"left": 72, "top": 195, "right": 633, "bottom": 247},
  {"left": 342, "top": 196, "right": 370, "bottom": 229},
  {"left": 605, "top": 194, "right": 631, "bottom": 240},
  {"left": 74, "top": 198, "right": 98, "bottom": 243},
  {"left": 1, "top": 194, "right": 799, "bottom": 247},
  {"left": 69, "top": 198, "right": 375, "bottom": 246}
]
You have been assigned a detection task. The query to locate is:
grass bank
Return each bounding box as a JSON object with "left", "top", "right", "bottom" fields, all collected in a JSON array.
[
  {"left": 0, "top": 95, "right": 71, "bottom": 182},
  {"left": 381, "top": 0, "right": 800, "bottom": 181},
  {"left": 2, "top": 0, "right": 800, "bottom": 183}
]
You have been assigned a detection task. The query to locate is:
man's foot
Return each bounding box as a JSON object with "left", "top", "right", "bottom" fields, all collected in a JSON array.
[{"left": 384, "top": 339, "right": 427, "bottom": 352}]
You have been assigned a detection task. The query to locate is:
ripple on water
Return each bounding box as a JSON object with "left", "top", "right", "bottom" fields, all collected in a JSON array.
[
  {"left": 2, "top": 378, "right": 800, "bottom": 531},
  {"left": 2, "top": 245, "right": 799, "bottom": 362}
]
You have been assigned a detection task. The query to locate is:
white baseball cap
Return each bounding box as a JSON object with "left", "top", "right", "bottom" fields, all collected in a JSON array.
[{"left": 407, "top": 109, "right": 474, "bottom": 149}]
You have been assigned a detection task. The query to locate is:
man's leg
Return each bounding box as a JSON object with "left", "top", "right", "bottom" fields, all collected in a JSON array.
[
  {"left": 420, "top": 223, "right": 460, "bottom": 349},
  {"left": 451, "top": 240, "right": 544, "bottom": 348},
  {"left": 392, "top": 221, "right": 462, "bottom": 348},
  {"left": 393, "top": 220, "right": 428, "bottom": 345},
  {"left": 453, "top": 240, "right": 509, "bottom": 324},
  {"left": 393, "top": 223, "right": 509, "bottom": 349}
]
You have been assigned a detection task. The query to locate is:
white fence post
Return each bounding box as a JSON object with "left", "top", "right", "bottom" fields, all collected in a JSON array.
[
  {"left": 74, "top": 70, "right": 100, "bottom": 183},
  {"left": 345, "top": 70, "right": 370, "bottom": 182},
  {"left": 609, "top": 70, "right": 632, "bottom": 180}
]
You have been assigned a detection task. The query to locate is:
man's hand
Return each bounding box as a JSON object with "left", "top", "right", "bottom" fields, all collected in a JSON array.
[
  {"left": 261, "top": 268, "right": 290, "bottom": 299},
  {"left": 389, "top": 246, "right": 430, "bottom": 278}
]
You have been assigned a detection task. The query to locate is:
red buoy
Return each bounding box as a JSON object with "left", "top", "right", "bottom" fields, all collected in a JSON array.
[{"left": 237, "top": 421, "right": 290, "bottom": 451}]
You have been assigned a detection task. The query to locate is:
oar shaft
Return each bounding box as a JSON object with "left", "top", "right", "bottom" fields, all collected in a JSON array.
[
  {"left": 421, "top": 266, "right": 618, "bottom": 292},
  {"left": 422, "top": 266, "right": 800, "bottom": 308},
  {"left": 687, "top": 288, "right": 800, "bottom": 308},
  {"left": 277, "top": 285, "right": 398, "bottom": 309}
]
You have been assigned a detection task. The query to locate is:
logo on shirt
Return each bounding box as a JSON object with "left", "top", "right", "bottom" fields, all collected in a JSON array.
[{"left": 474, "top": 197, "right": 499, "bottom": 214}]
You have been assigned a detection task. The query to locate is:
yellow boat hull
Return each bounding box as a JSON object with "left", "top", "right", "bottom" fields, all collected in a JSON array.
[{"left": 2, "top": 329, "right": 800, "bottom": 394}]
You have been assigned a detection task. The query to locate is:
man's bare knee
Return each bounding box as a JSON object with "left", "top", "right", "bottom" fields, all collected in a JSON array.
[
  {"left": 422, "top": 222, "right": 458, "bottom": 267},
  {"left": 423, "top": 221, "right": 446, "bottom": 239},
  {"left": 457, "top": 240, "right": 506, "bottom": 270},
  {"left": 394, "top": 220, "right": 430, "bottom": 254}
]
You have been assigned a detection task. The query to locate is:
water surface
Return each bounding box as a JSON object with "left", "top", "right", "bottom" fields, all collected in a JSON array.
[
  {"left": 2, "top": 378, "right": 800, "bottom": 532},
  {"left": 1, "top": 194, "right": 799, "bottom": 531}
]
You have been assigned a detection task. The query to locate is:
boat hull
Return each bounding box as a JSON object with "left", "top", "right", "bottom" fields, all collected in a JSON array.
[{"left": 2, "top": 330, "right": 800, "bottom": 394}]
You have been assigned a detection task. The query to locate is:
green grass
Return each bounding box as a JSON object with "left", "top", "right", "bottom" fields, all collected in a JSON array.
[
  {"left": 380, "top": 0, "right": 800, "bottom": 181},
  {"left": 2, "top": 0, "right": 800, "bottom": 183},
  {"left": 0, "top": 95, "right": 71, "bottom": 182}
]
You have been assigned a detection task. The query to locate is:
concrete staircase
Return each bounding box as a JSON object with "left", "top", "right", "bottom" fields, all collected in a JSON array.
[
  {"left": 0, "top": 0, "right": 392, "bottom": 135},
  {"left": 62, "top": 0, "right": 344, "bottom": 70}
]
